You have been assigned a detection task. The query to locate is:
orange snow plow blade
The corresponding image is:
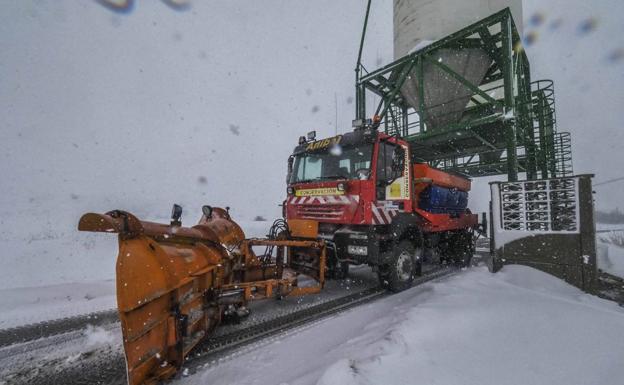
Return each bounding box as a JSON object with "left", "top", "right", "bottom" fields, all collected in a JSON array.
[{"left": 78, "top": 207, "right": 325, "bottom": 385}]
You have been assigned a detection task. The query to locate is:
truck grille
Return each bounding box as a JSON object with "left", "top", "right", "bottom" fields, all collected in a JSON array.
[{"left": 294, "top": 205, "right": 345, "bottom": 220}]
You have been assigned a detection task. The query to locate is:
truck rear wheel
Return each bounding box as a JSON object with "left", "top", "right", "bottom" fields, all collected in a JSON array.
[
  {"left": 379, "top": 240, "right": 421, "bottom": 292},
  {"left": 454, "top": 247, "right": 472, "bottom": 267},
  {"left": 449, "top": 231, "right": 474, "bottom": 268}
]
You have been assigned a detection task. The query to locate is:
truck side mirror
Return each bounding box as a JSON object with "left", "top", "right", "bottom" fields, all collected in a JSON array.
[
  {"left": 391, "top": 147, "right": 405, "bottom": 178},
  {"left": 391, "top": 147, "right": 404, "bottom": 171},
  {"left": 171, "top": 204, "right": 183, "bottom": 226},
  {"left": 202, "top": 205, "right": 213, "bottom": 219},
  {"left": 286, "top": 155, "right": 294, "bottom": 184}
]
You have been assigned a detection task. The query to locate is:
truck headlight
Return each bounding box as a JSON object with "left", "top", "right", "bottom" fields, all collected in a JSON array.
[
  {"left": 347, "top": 245, "right": 368, "bottom": 256},
  {"left": 287, "top": 187, "right": 295, "bottom": 195},
  {"left": 337, "top": 182, "right": 346, "bottom": 192}
]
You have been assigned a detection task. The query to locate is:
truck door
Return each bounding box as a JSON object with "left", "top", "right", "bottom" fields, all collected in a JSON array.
[{"left": 376, "top": 141, "right": 410, "bottom": 202}]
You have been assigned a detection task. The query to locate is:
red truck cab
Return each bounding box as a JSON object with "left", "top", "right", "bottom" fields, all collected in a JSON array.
[{"left": 285, "top": 126, "right": 477, "bottom": 291}]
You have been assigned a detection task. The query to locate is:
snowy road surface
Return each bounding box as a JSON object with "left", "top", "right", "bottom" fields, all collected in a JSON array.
[
  {"left": 179, "top": 266, "right": 624, "bottom": 385},
  {"left": 2, "top": 264, "right": 623, "bottom": 385}
]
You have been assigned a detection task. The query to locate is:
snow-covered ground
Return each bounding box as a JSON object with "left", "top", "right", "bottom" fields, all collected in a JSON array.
[
  {"left": 4, "top": 265, "right": 622, "bottom": 384},
  {"left": 181, "top": 265, "right": 624, "bottom": 385}
]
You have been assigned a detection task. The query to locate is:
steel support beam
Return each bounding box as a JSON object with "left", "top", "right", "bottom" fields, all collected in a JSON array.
[
  {"left": 501, "top": 14, "right": 518, "bottom": 181},
  {"left": 354, "top": 7, "right": 568, "bottom": 180}
]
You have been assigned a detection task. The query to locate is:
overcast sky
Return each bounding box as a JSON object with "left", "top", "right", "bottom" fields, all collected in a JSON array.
[{"left": 0, "top": 0, "right": 622, "bottom": 239}]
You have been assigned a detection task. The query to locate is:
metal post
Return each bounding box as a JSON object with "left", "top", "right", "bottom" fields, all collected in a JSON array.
[
  {"left": 355, "top": 0, "right": 372, "bottom": 120},
  {"left": 501, "top": 14, "right": 518, "bottom": 181},
  {"left": 402, "top": 105, "right": 409, "bottom": 137},
  {"left": 520, "top": 56, "right": 537, "bottom": 180},
  {"left": 546, "top": 108, "right": 557, "bottom": 176},
  {"left": 535, "top": 91, "right": 548, "bottom": 178},
  {"left": 417, "top": 56, "right": 426, "bottom": 133}
]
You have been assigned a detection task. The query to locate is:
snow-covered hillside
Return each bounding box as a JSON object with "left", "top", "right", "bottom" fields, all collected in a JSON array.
[{"left": 180, "top": 266, "right": 624, "bottom": 385}]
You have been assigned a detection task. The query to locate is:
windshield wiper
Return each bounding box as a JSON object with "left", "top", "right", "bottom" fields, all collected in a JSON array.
[
  {"left": 293, "top": 175, "right": 347, "bottom": 183},
  {"left": 293, "top": 178, "right": 322, "bottom": 184}
]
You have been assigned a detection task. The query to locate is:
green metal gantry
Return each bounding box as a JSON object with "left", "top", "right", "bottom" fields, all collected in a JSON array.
[{"left": 355, "top": 7, "right": 572, "bottom": 181}]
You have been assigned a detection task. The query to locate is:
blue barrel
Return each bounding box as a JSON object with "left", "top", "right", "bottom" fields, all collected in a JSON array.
[{"left": 418, "top": 185, "right": 468, "bottom": 214}]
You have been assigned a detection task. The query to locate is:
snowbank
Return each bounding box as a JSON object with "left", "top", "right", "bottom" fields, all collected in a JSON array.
[
  {"left": 596, "top": 225, "right": 624, "bottom": 278},
  {"left": 597, "top": 240, "right": 624, "bottom": 278},
  {"left": 0, "top": 280, "right": 116, "bottom": 329},
  {"left": 597, "top": 223, "right": 624, "bottom": 231},
  {"left": 181, "top": 266, "right": 624, "bottom": 385}
]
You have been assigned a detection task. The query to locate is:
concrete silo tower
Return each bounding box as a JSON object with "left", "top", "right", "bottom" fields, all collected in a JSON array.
[
  {"left": 394, "top": 0, "right": 523, "bottom": 59},
  {"left": 393, "top": 0, "right": 523, "bottom": 130}
]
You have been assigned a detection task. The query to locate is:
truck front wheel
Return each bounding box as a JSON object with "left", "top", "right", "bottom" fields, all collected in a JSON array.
[
  {"left": 379, "top": 240, "right": 421, "bottom": 292},
  {"left": 335, "top": 261, "right": 349, "bottom": 279}
]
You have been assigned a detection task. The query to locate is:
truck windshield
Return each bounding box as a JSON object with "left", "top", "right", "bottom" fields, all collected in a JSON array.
[{"left": 290, "top": 144, "right": 373, "bottom": 183}]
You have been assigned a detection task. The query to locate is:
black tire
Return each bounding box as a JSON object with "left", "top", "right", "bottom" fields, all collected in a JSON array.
[
  {"left": 325, "top": 247, "right": 339, "bottom": 279},
  {"left": 330, "top": 261, "right": 349, "bottom": 279},
  {"left": 338, "top": 261, "right": 349, "bottom": 279},
  {"left": 377, "top": 270, "right": 389, "bottom": 289},
  {"left": 450, "top": 231, "right": 474, "bottom": 268},
  {"left": 455, "top": 247, "right": 472, "bottom": 267},
  {"left": 380, "top": 240, "right": 419, "bottom": 292}
]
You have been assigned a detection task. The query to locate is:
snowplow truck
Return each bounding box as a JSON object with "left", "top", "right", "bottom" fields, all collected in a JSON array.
[
  {"left": 76, "top": 123, "right": 478, "bottom": 384},
  {"left": 285, "top": 122, "right": 479, "bottom": 291}
]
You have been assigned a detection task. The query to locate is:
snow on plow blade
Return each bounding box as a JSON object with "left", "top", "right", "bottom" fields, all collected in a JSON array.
[{"left": 78, "top": 207, "right": 326, "bottom": 385}]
